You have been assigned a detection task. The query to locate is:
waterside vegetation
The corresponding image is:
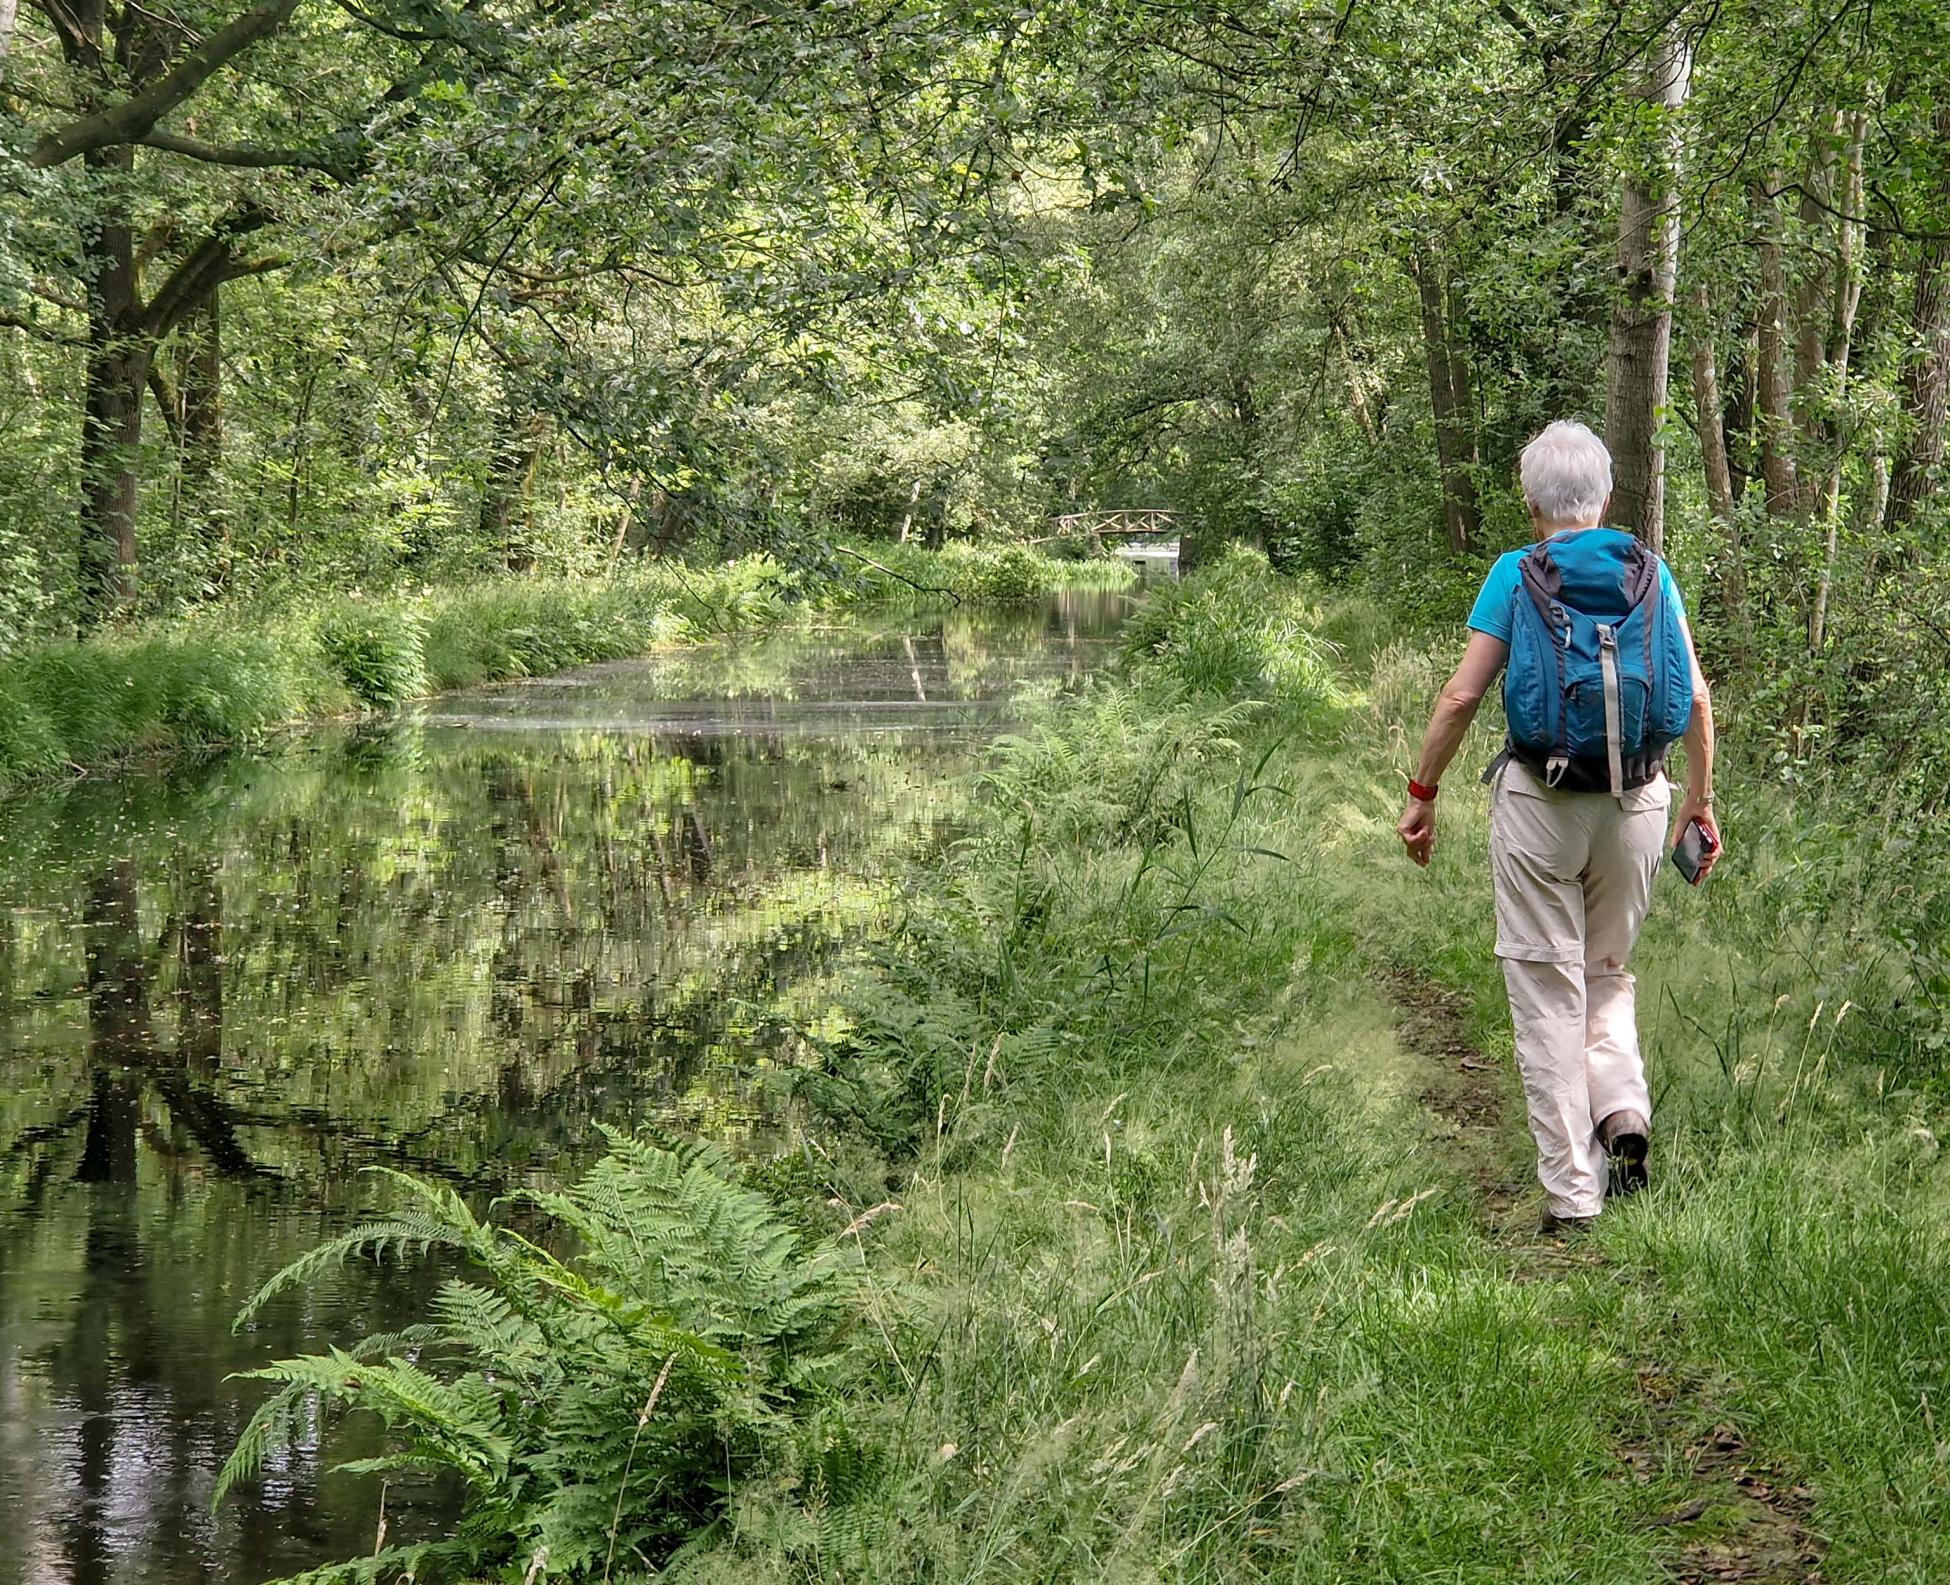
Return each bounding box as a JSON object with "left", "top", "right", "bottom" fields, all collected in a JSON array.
[
  {"left": 0, "top": 547, "right": 1133, "bottom": 795},
  {"left": 236, "top": 552, "right": 1950, "bottom": 1583}
]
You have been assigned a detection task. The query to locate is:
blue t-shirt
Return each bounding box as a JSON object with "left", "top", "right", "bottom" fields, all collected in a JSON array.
[{"left": 1466, "top": 530, "right": 1687, "bottom": 643}]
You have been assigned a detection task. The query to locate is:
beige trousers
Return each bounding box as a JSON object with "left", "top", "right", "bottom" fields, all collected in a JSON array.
[{"left": 1488, "top": 759, "right": 1670, "bottom": 1218}]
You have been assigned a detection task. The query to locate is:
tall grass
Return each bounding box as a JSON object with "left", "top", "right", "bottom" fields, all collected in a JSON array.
[{"left": 230, "top": 548, "right": 1950, "bottom": 1581}]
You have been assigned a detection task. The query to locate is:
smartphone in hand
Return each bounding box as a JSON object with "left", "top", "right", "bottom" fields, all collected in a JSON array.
[{"left": 1670, "top": 818, "right": 1718, "bottom": 886}]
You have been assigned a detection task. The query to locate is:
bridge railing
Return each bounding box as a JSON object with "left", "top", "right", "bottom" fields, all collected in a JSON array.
[{"left": 1034, "top": 508, "right": 1179, "bottom": 543}]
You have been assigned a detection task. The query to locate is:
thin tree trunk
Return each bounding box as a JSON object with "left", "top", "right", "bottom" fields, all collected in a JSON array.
[
  {"left": 605, "top": 476, "right": 644, "bottom": 573},
  {"left": 897, "top": 478, "right": 921, "bottom": 542},
  {"left": 1792, "top": 114, "right": 1843, "bottom": 439},
  {"left": 180, "top": 292, "right": 221, "bottom": 493},
  {"left": 1807, "top": 116, "right": 1866, "bottom": 655},
  {"left": 1888, "top": 111, "right": 1950, "bottom": 537},
  {"left": 1603, "top": 30, "right": 1692, "bottom": 555},
  {"left": 1691, "top": 294, "right": 1737, "bottom": 523},
  {"left": 1887, "top": 240, "right": 1950, "bottom": 536},
  {"left": 1689, "top": 286, "right": 1749, "bottom": 655},
  {"left": 1863, "top": 451, "right": 1890, "bottom": 533},
  {"left": 1754, "top": 179, "right": 1800, "bottom": 515},
  {"left": 1722, "top": 322, "right": 1756, "bottom": 503},
  {"left": 77, "top": 145, "right": 148, "bottom": 632},
  {"left": 1331, "top": 319, "right": 1380, "bottom": 445},
  {"left": 1408, "top": 245, "right": 1479, "bottom": 555}
]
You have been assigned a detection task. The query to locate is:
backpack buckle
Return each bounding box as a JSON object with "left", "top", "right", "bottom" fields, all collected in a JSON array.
[{"left": 1545, "top": 754, "right": 1570, "bottom": 788}]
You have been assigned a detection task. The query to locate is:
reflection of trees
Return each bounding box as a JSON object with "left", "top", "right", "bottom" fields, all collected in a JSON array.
[
  {"left": 0, "top": 603, "right": 1126, "bottom": 1583},
  {"left": 1, "top": 722, "right": 930, "bottom": 1206},
  {"left": 75, "top": 858, "right": 268, "bottom": 1183}
]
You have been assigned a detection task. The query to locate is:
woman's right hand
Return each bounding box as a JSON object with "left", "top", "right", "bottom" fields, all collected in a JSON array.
[{"left": 1398, "top": 796, "right": 1437, "bottom": 867}]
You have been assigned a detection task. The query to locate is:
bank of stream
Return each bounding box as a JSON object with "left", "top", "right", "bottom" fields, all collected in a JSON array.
[{"left": 0, "top": 590, "right": 1139, "bottom": 1585}]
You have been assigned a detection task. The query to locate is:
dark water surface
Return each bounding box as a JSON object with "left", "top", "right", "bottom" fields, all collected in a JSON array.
[{"left": 0, "top": 592, "right": 1133, "bottom": 1585}]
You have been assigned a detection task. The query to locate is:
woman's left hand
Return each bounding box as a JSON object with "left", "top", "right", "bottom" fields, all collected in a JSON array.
[
  {"left": 1672, "top": 798, "right": 1722, "bottom": 882},
  {"left": 1398, "top": 796, "right": 1437, "bottom": 867}
]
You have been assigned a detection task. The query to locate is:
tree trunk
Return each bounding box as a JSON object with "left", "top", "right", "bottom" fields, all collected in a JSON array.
[
  {"left": 1754, "top": 179, "right": 1800, "bottom": 515},
  {"left": 1603, "top": 30, "right": 1692, "bottom": 555},
  {"left": 1722, "top": 322, "right": 1756, "bottom": 503},
  {"left": 479, "top": 407, "right": 549, "bottom": 570},
  {"left": 1408, "top": 245, "right": 1479, "bottom": 555},
  {"left": 1887, "top": 110, "right": 1950, "bottom": 538},
  {"left": 1887, "top": 238, "right": 1950, "bottom": 536},
  {"left": 180, "top": 292, "right": 222, "bottom": 492},
  {"left": 1807, "top": 117, "right": 1866, "bottom": 655},
  {"left": 1331, "top": 319, "right": 1380, "bottom": 445},
  {"left": 1792, "top": 114, "right": 1843, "bottom": 428},
  {"left": 1688, "top": 287, "right": 1749, "bottom": 655},
  {"left": 77, "top": 148, "right": 148, "bottom": 632},
  {"left": 1690, "top": 289, "right": 1737, "bottom": 522}
]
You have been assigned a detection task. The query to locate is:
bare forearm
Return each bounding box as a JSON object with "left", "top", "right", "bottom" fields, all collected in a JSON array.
[
  {"left": 1681, "top": 687, "right": 1715, "bottom": 799},
  {"left": 1415, "top": 692, "right": 1482, "bottom": 787}
]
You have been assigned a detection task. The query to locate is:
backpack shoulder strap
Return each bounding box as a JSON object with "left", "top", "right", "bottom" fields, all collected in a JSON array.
[
  {"left": 1621, "top": 540, "right": 1659, "bottom": 609},
  {"left": 1517, "top": 541, "right": 1563, "bottom": 624}
]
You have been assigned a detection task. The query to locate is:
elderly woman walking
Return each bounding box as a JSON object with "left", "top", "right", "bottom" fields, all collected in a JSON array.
[{"left": 1396, "top": 421, "right": 1721, "bottom": 1232}]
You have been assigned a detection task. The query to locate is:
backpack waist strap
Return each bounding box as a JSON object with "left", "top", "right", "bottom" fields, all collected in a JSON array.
[{"left": 1501, "top": 741, "right": 1668, "bottom": 794}]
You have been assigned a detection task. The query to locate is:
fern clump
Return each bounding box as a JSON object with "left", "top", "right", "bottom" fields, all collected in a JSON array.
[{"left": 220, "top": 1130, "right": 863, "bottom": 1582}]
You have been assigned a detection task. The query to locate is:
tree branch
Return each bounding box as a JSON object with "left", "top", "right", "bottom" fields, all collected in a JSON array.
[
  {"left": 29, "top": 0, "right": 304, "bottom": 167},
  {"left": 0, "top": 306, "right": 89, "bottom": 346},
  {"left": 138, "top": 127, "right": 341, "bottom": 171},
  {"left": 142, "top": 205, "right": 274, "bottom": 337},
  {"left": 147, "top": 360, "right": 184, "bottom": 444},
  {"left": 29, "top": 0, "right": 95, "bottom": 66}
]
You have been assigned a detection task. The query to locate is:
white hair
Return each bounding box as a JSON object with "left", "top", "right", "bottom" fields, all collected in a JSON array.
[{"left": 1518, "top": 420, "right": 1613, "bottom": 527}]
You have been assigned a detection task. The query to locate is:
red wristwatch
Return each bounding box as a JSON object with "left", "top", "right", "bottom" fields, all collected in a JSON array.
[{"left": 1407, "top": 778, "right": 1439, "bottom": 801}]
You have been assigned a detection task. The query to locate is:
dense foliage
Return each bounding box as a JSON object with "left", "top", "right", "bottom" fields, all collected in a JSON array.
[
  {"left": 10, "top": 0, "right": 1950, "bottom": 1575},
  {"left": 9, "top": 0, "right": 1950, "bottom": 805}
]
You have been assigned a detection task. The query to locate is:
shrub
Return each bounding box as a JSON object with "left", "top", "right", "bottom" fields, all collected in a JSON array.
[
  {"left": 317, "top": 603, "right": 429, "bottom": 708},
  {"left": 0, "top": 682, "right": 63, "bottom": 780},
  {"left": 220, "top": 1131, "right": 863, "bottom": 1584},
  {"left": 147, "top": 635, "right": 312, "bottom": 741},
  {"left": 1119, "top": 545, "right": 1339, "bottom": 712}
]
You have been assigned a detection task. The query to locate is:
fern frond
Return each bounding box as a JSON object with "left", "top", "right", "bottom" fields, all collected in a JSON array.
[{"left": 232, "top": 1169, "right": 485, "bottom": 1331}]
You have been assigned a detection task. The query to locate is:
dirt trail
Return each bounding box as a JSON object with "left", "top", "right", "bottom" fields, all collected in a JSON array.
[{"left": 1381, "top": 968, "right": 1826, "bottom": 1584}]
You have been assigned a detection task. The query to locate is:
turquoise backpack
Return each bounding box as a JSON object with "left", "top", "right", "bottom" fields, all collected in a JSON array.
[{"left": 1502, "top": 529, "right": 1694, "bottom": 795}]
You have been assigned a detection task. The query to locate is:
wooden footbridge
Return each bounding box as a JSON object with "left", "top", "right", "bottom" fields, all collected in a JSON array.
[{"left": 1033, "top": 508, "right": 1179, "bottom": 546}]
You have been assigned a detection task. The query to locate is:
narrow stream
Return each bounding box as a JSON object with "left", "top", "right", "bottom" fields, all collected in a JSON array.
[{"left": 0, "top": 589, "right": 1136, "bottom": 1585}]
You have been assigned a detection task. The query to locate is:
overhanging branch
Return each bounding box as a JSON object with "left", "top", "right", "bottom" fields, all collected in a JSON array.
[
  {"left": 29, "top": 0, "right": 305, "bottom": 167},
  {"left": 138, "top": 128, "right": 342, "bottom": 172},
  {"left": 142, "top": 205, "right": 274, "bottom": 337}
]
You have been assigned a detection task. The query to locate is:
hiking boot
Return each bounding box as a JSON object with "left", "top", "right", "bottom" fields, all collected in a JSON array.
[
  {"left": 1598, "top": 1109, "right": 1650, "bottom": 1197},
  {"left": 1538, "top": 1209, "right": 1598, "bottom": 1236}
]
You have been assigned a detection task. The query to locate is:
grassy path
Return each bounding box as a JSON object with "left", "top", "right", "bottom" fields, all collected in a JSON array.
[
  {"left": 1383, "top": 970, "right": 1826, "bottom": 1583},
  {"left": 768, "top": 555, "right": 1950, "bottom": 1582}
]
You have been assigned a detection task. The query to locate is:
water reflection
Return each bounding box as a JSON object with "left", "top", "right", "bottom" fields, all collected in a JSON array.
[{"left": 0, "top": 591, "right": 1130, "bottom": 1585}]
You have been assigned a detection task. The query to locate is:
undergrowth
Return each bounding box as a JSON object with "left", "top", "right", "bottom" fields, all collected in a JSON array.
[
  {"left": 221, "top": 1131, "right": 863, "bottom": 1584},
  {"left": 230, "top": 548, "right": 1950, "bottom": 1582}
]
